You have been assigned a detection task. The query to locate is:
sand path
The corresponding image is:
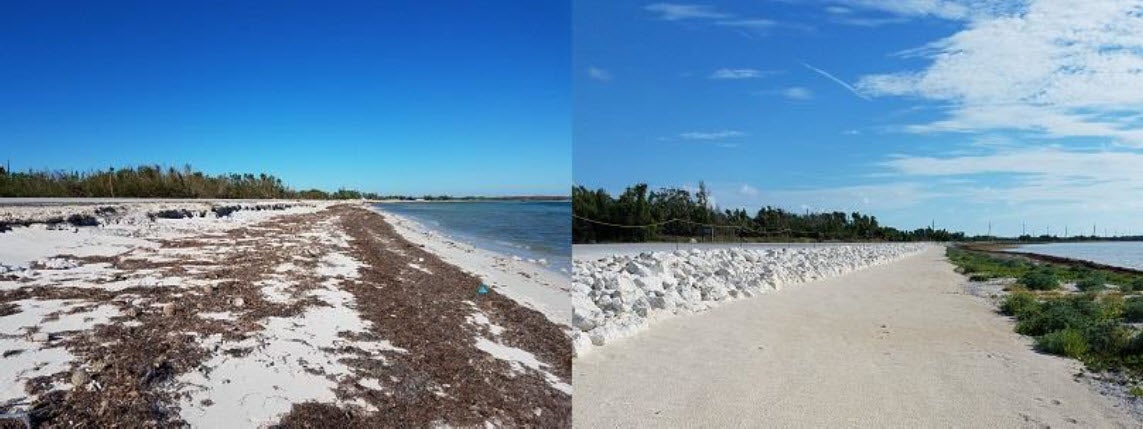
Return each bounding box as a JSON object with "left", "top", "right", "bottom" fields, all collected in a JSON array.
[{"left": 573, "top": 247, "right": 1137, "bottom": 427}]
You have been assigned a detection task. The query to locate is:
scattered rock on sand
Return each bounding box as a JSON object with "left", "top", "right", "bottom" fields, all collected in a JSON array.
[
  {"left": 161, "top": 303, "right": 177, "bottom": 316},
  {"left": 71, "top": 368, "right": 91, "bottom": 388},
  {"left": 232, "top": 297, "right": 245, "bottom": 308}
]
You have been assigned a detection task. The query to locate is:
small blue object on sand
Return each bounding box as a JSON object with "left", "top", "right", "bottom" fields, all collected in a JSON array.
[{"left": 477, "top": 284, "right": 490, "bottom": 295}]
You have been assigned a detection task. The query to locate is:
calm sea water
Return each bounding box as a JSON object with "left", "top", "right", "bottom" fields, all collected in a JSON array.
[
  {"left": 375, "top": 201, "right": 571, "bottom": 274},
  {"left": 1011, "top": 242, "right": 1143, "bottom": 270}
]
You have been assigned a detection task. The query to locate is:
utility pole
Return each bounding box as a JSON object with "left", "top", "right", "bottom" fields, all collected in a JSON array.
[
  {"left": 1022, "top": 221, "right": 1026, "bottom": 236},
  {"left": 988, "top": 220, "right": 992, "bottom": 237}
]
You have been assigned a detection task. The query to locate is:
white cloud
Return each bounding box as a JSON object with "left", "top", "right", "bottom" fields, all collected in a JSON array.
[
  {"left": 644, "top": 3, "right": 730, "bottom": 20},
  {"left": 836, "top": 0, "right": 1022, "bottom": 21},
  {"left": 709, "top": 68, "right": 767, "bottom": 79},
  {"left": 879, "top": 146, "right": 1143, "bottom": 212},
  {"left": 803, "top": 63, "right": 871, "bottom": 100},
  {"left": 782, "top": 87, "right": 814, "bottom": 100},
  {"left": 644, "top": 3, "right": 792, "bottom": 36},
  {"left": 715, "top": 18, "right": 779, "bottom": 30},
  {"left": 739, "top": 184, "right": 759, "bottom": 196},
  {"left": 856, "top": 0, "right": 1143, "bottom": 145},
  {"left": 679, "top": 130, "right": 746, "bottom": 140},
  {"left": 825, "top": 5, "right": 854, "bottom": 14},
  {"left": 587, "top": 66, "right": 612, "bottom": 82}
]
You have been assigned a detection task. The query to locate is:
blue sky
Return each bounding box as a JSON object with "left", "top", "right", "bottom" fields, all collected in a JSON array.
[
  {"left": 575, "top": 0, "right": 1143, "bottom": 237},
  {"left": 0, "top": 1, "right": 569, "bottom": 196}
]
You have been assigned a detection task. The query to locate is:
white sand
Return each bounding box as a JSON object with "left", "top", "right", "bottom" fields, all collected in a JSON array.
[
  {"left": 372, "top": 207, "right": 571, "bottom": 326},
  {"left": 573, "top": 247, "right": 1138, "bottom": 427}
]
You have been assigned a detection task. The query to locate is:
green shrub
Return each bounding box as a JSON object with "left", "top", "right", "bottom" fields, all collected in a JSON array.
[
  {"left": 1083, "top": 321, "right": 1134, "bottom": 355},
  {"left": 1127, "top": 278, "right": 1143, "bottom": 293},
  {"left": 1131, "top": 386, "right": 1143, "bottom": 398},
  {"left": 1020, "top": 269, "right": 1060, "bottom": 291},
  {"left": 1015, "top": 295, "right": 1111, "bottom": 336},
  {"left": 1076, "top": 274, "right": 1108, "bottom": 292},
  {"left": 1036, "top": 328, "right": 1088, "bottom": 358},
  {"left": 1124, "top": 297, "right": 1143, "bottom": 322},
  {"left": 1000, "top": 292, "right": 1040, "bottom": 318}
]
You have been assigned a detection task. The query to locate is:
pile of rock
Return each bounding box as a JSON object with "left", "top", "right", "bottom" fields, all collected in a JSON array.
[{"left": 572, "top": 244, "right": 929, "bottom": 355}]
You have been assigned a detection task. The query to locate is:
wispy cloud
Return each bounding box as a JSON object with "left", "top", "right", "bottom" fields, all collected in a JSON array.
[
  {"left": 834, "top": 0, "right": 1019, "bottom": 21},
  {"left": 643, "top": 3, "right": 793, "bottom": 36},
  {"left": 855, "top": 0, "right": 1143, "bottom": 145},
  {"left": 803, "top": 63, "right": 871, "bottom": 101},
  {"left": 587, "top": 66, "right": 612, "bottom": 82},
  {"left": 782, "top": 87, "right": 814, "bottom": 100},
  {"left": 715, "top": 18, "right": 779, "bottom": 30},
  {"left": 679, "top": 130, "right": 746, "bottom": 140},
  {"left": 644, "top": 3, "right": 730, "bottom": 21},
  {"left": 709, "top": 68, "right": 769, "bottom": 80}
]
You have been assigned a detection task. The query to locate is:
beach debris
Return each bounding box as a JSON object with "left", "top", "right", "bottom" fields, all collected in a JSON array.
[
  {"left": 0, "top": 411, "right": 31, "bottom": 429},
  {"left": 201, "top": 284, "right": 216, "bottom": 294},
  {"left": 125, "top": 307, "right": 140, "bottom": 318},
  {"left": 477, "top": 284, "right": 490, "bottom": 295},
  {"left": 71, "top": 368, "right": 91, "bottom": 389},
  {"left": 29, "top": 332, "right": 50, "bottom": 343},
  {"left": 231, "top": 297, "right": 245, "bottom": 307}
]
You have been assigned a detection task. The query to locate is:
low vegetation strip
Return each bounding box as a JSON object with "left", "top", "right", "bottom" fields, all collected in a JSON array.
[{"left": 948, "top": 247, "right": 1143, "bottom": 382}]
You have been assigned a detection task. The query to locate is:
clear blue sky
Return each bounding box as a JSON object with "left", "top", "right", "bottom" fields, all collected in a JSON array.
[
  {"left": 575, "top": 1, "right": 1143, "bottom": 237},
  {"left": 0, "top": 1, "right": 569, "bottom": 196}
]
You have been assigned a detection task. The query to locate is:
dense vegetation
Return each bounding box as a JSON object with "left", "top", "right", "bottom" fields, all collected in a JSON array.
[
  {"left": 573, "top": 183, "right": 965, "bottom": 243},
  {"left": 948, "top": 247, "right": 1143, "bottom": 378},
  {"left": 0, "top": 165, "right": 566, "bottom": 201}
]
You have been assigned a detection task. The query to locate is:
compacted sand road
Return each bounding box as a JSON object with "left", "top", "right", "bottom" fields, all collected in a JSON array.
[{"left": 574, "top": 247, "right": 1137, "bottom": 427}]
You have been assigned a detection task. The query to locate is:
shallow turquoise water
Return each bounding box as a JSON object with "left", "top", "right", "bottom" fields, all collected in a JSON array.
[{"left": 375, "top": 201, "right": 570, "bottom": 274}]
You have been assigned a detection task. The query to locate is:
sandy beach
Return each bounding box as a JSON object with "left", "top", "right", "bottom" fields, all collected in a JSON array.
[
  {"left": 573, "top": 246, "right": 1138, "bottom": 427},
  {"left": 0, "top": 200, "right": 571, "bottom": 427},
  {"left": 374, "top": 206, "right": 571, "bottom": 326}
]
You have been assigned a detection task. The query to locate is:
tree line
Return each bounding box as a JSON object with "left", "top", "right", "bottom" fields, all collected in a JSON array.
[
  {"left": 3, "top": 165, "right": 392, "bottom": 200},
  {"left": 573, "top": 182, "right": 966, "bottom": 243}
]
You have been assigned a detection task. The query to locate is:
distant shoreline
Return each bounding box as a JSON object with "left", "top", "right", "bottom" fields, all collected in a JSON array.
[{"left": 959, "top": 242, "right": 1143, "bottom": 275}]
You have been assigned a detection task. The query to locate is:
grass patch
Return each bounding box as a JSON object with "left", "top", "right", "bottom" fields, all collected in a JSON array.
[
  {"left": 1035, "top": 328, "right": 1088, "bottom": 358},
  {"left": 1000, "top": 291, "right": 1040, "bottom": 318},
  {"left": 1020, "top": 269, "right": 1061, "bottom": 291},
  {"left": 1124, "top": 297, "right": 1143, "bottom": 323},
  {"left": 948, "top": 247, "right": 1143, "bottom": 377},
  {"left": 1076, "top": 274, "right": 1108, "bottom": 292}
]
